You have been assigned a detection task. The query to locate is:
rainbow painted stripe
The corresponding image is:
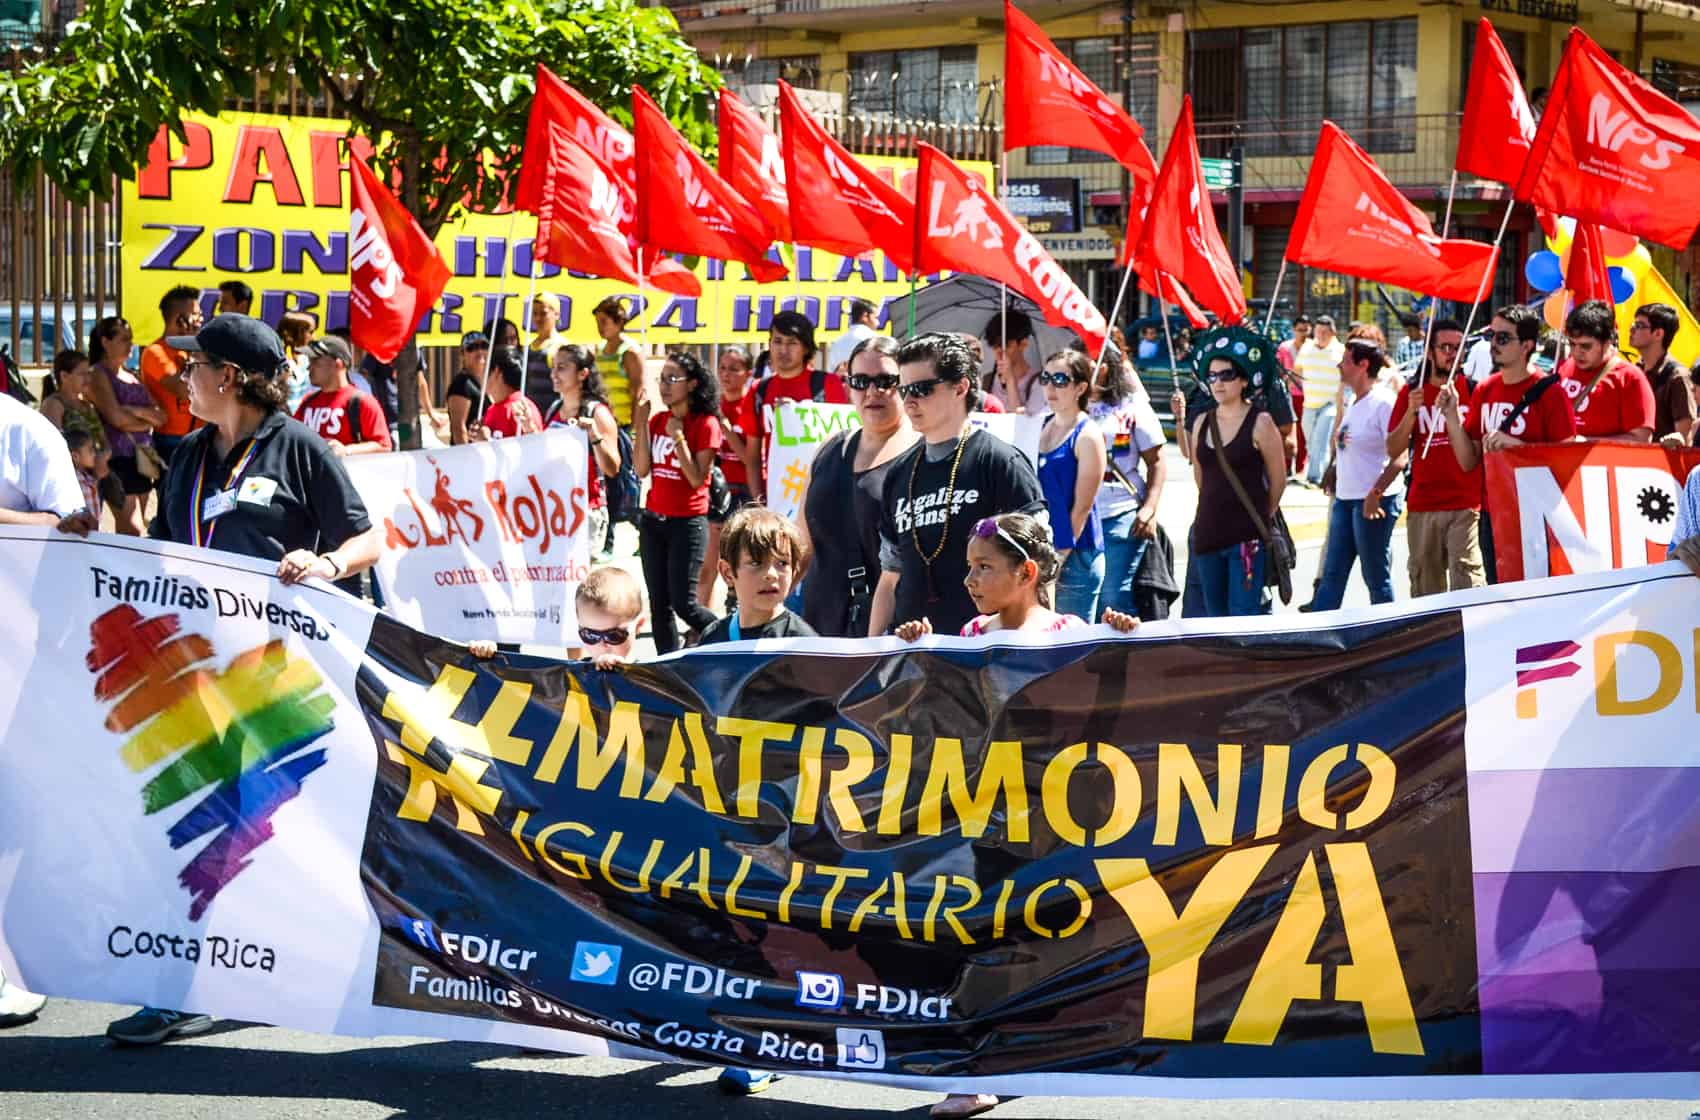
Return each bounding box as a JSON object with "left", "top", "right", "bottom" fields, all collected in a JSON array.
[{"left": 88, "top": 605, "right": 335, "bottom": 920}]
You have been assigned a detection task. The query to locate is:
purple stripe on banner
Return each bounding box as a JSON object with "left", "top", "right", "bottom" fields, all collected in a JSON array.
[
  {"left": 1516, "top": 640, "right": 1581, "bottom": 664},
  {"left": 1514, "top": 662, "right": 1582, "bottom": 687},
  {"left": 1468, "top": 768, "right": 1700, "bottom": 874},
  {"left": 1476, "top": 869, "right": 1700, "bottom": 1073}
]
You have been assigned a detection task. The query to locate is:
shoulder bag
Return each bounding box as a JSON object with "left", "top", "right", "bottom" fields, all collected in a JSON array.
[{"left": 1205, "top": 409, "right": 1295, "bottom": 605}]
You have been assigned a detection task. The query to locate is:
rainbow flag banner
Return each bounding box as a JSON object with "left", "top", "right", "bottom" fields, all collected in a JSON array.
[{"left": 2, "top": 527, "right": 1699, "bottom": 1099}]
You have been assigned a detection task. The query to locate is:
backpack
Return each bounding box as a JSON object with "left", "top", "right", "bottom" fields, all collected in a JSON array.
[
  {"left": 576, "top": 399, "right": 643, "bottom": 524},
  {"left": 755, "top": 366, "right": 830, "bottom": 408},
  {"left": 344, "top": 394, "right": 365, "bottom": 445}
]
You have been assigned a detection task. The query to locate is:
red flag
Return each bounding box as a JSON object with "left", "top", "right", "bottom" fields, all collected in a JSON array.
[
  {"left": 1004, "top": 0, "right": 1155, "bottom": 190},
  {"left": 1565, "top": 221, "right": 1615, "bottom": 305},
  {"left": 718, "top": 89, "right": 790, "bottom": 243},
  {"left": 1137, "top": 271, "right": 1208, "bottom": 330},
  {"left": 1289, "top": 122, "right": 1498, "bottom": 302},
  {"left": 915, "top": 144, "right": 1106, "bottom": 352},
  {"left": 1134, "top": 97, "right": 1245, "bottom": 326},
  {"left": 1514, "top": 28, "right": 1700, "bottom": 249},
  {"left": 633, "top": 87, "right": 787, "bottom": 283},
  {"left": 533, "top": 123, "right": 702, "bottom": 298},
  {"left": 779, "top": 81, "right": 915, "bottom": 274},
  {"left": 1456, "top": 19, "right": 1537, "bottom": 185},
  {"left": 517, "top": 65, "right": 634, "bottom": 214},
  {"left": 348, "top": 159, "right": 452, "bottom": 364}
]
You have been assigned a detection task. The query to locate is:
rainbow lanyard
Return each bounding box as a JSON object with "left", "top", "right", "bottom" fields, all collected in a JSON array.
[{"left": 188, "top": 436, "right": 262, "bottom": 549}]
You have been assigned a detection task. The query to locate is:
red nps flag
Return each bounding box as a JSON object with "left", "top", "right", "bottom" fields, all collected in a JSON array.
[
  {"left": 1135, "top": 97, "right": 1245, "bottom": 325},
  {"left": 633, "top": 87, "right": 787, "bottom": 283},
  {"left": 517, "top": 65, "right": 634, "bottom": 213},
  {"left": 1456, "top": 18, "right": 1537, "bottom": 185},
  {"left": 779, "top": 81, "right": 915, "bottom": 274},
  {"left": 349, "top": 159, "right": 451, "bottom": 364},
  {"left": 718, "top": 89, "right": 790, "bottom": 243},
  {"left": 1565, "top": 221, "right": 1614, "bottom": 305},
  {"left": 1289, "top": 122, "right": 1498, "bottom": 302},
  {"left": 1004, "top": 0, "right": 1155, "bottom": 190},
  {"left": 1515, "top": 28, "right": 1700, "bottom": 249},
  {"left": 915, "top": 143, "right": 1106, "bottom": 352}
]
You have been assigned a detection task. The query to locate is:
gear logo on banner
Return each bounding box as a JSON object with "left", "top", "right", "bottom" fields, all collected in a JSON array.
[{"left": 87, "top": 604, "right": 335, "bottom": 920}]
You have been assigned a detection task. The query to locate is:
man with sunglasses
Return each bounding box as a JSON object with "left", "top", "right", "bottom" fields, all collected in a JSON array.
[
  {"left": 869, "top": 332, "right": 1046, "bottom": 637},
  {"left": 1627, "top": 302, "right": 1695, "bottom": 449},
  {"left": 1386, "top": 319, "right": 1484, "bottom": 596}
]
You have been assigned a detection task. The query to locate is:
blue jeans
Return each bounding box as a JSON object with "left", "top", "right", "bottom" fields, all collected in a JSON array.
[
  {"left": 1313, "top": 493, "right": 1405, "bottom": 611},
  {"left": 1055, "top": 545, "right": 1105, "bottom": 622},
  {"left": 1302, "top": 404, "right": 1335, "bottom": 484},
  {"left": 1191, "top": 541, "right": 1270, "bottom": 617},
  {"left": 1098, "top": 508, "right": 1151, "bottom": 617}
]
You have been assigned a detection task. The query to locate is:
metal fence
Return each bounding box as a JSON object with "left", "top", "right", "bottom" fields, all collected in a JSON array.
[{"left": 1195, "top": 112, "right": 1463, "bottom": 193}]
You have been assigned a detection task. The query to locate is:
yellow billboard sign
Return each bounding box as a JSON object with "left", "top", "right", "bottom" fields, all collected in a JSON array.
[{"left": 121, "top": 111, "right": 990, "bottom": 352}]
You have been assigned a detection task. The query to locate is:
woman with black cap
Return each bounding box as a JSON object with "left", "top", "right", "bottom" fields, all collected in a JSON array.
[{"left": 104, "top": 314, "right": 382, "bottom": 1048}]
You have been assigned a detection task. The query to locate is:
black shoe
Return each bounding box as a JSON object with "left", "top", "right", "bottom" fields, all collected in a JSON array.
[{"left": 1297, "top": 601, "right": 1316, "bottom": 613}]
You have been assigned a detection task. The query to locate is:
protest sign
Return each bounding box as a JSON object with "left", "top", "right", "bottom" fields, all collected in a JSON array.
[
  {"left": 1482, "top": 441, "right": 1700, "bottom": 582},
  {"left": 5, "top": 527, "right": 1700, "bottom": 1097},
  {"left": 342, "top": 429, "right": 591, "bottom": 644}
]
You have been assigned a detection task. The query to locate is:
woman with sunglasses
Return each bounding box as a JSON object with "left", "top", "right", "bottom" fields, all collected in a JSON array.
[
  {"left": 796, "top": 336, "right": 919, "bottom": 637},
  {"left": 1035, "top": 350, "right": 1107, "bottom": 622},
  {"left": 632, "top": 352, "right": 722, "bottom": 653},
  {"left": 869, "top": 333, "right": 1046, "bottom": 638},
  {"left": 1189, "top": 351, "right": 1287, "bottom": 616}
]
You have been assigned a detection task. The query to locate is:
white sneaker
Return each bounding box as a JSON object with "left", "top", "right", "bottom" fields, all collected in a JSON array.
[{"left": 0, "top": 974, "right": 46, "bottom": 1026}]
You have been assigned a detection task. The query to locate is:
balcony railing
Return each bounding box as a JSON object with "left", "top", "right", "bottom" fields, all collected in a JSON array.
[{"left": 1195, "top": 112, "right": 1465, "bottom": 193}]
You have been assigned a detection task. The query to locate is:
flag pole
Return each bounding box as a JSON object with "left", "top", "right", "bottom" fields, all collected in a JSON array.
[
  {"left": 999, "top": 147, "right": 1009, "bottom": 408},
  {"left": 712, "top": 261, "right": 722, "bottom": 379},
  {"left": 1421, "top": 192, "right": 1518, "bottom": 458},
  {"left": 1262, "top": 257, "right": 1289, "bottom": 336},
  {"left": 474, "top": 211, "right": 520, "bottom": 425},
  {"left": 637, "top": 248, "right": 650, "bottom": 364},
  {"left": 1091, "top": 260, "right": 1138, "bottom": 387},
  {"left": 1414, "top": 169, "right": 1460, "bottom": 391}
]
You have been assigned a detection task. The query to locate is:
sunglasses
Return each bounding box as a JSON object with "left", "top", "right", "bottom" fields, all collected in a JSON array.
[
  {"left": 1488, "top": 331, "right": 1517, "bottom": 345},
  {"left": 847, "top": 372, "right": 901, "bottom": 392},
  {"left": 1206, "top": 368, "right": 1243, "bottom": 383},
  {"left": 578, "top": 624, "right": 630, "bottom": 646},
  {"left": 1038, "top": 370, "right": 1077, "bottom": 387},
  {"left": 896, "top": 377, "right": 944, "bottom": 401},
  {"left": 972, "top": 517, "right": 1030, "bottom": 562},
  {"left": 660, "top": 373, "right": 693, "bottom": 385}
]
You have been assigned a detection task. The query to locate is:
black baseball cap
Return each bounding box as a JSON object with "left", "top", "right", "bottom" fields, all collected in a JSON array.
[
  {"left": 167, "top": 314, "right": 288, "bottom": 376},
  {"left": 461, "top": 330, "right": 490, "bottom": 351}
]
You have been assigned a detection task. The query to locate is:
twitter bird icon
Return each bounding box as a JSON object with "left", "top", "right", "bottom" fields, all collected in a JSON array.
[{"left": 570, "top": 941, "right": 622, "bottom": 985}]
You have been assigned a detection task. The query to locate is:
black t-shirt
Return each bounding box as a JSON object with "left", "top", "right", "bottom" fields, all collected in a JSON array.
[
  {"left": 149, "top": 410, "right": 372, "bottom": 562},
  {"left": 359, "top": 356, "right": 400, "bottom": 427},
  {"left": 445, "top": 372, "right": 483, "bottom": 405},
  {"left": 696, "top": 609, "right": 819, "bottom": 645},
  {"left": 879, "top": 428, "right": 1047, "bottom": 636},
  {"left": 1183, "top": 365, "right": 1295, "bottom": 427}
]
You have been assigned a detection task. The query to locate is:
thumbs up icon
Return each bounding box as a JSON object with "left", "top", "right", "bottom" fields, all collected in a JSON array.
[{"left": 835, "top": 1027, "right": 886, "bottom": 1070}]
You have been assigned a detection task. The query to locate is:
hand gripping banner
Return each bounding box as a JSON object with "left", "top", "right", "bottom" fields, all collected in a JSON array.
[{"left": 3, "top": 528, "right": 1700, "bottom": 1099}]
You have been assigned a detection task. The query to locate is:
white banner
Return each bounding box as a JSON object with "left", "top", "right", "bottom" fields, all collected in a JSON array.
[
  {"left": 763, "top": 402, "right": 1043, "bottom": 521},
  {"left": 343, "top": 431, "right": 592, "bottom": 645}
]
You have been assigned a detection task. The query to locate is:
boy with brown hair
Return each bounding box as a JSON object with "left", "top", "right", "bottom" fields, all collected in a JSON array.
[{"left": 696, "top": 506, "right": 817, "bottom": 645}]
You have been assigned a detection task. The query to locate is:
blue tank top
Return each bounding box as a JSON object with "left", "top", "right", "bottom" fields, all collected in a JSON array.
[{"left": 1037, "top": 414, "right": 1102, "bottom": 551}]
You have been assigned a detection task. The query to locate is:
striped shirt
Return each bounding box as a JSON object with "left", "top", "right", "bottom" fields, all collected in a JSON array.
[
  {"left": 1295, "top": 338, "right": 1344, "bottom": 411},
  {"left": 1672, "top": 467, "right": 1700, "bottom": 551}
]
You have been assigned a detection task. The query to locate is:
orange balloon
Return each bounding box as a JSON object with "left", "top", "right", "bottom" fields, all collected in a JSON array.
[
  {"left": 1600, "top": 227, "right": 1639, "bottom": 259},
  {"left": 1544, "top": 291, "right": 1569, "bottom": 330}
]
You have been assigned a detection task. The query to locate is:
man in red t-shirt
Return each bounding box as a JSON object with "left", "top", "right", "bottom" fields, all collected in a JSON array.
[
  {"left": 292, "top": 335, "right": 392, "bottom": 457},
  {"left": 1387, "top": 319, "right": 1484, "bottom": 596},
  {"left": 1438, "top": 304, "right": 1578, "bottom": 584},
  {"left": 478, "top": 348, "right": 543, "bottom": 439},
  {"left": 752, "top": 310, "right": 849, "bottom": 455},
  {"left": 1555, "top": 299, "right": 1655, "bottom": 442}
]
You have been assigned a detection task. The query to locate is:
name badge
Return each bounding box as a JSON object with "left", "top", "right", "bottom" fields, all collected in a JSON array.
[{"left": 201, "top": 489, "right": 238, "bottom": 521}]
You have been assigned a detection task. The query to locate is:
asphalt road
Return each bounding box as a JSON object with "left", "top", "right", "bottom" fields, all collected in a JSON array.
[{"left": 2, "top": 998, "right": 1696, "bottom": 1119}]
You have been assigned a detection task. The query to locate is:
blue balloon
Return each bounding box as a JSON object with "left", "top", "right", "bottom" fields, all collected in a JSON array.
[
  {"left": 1525, "top": 250, "right": 1564, "bottom": 292},
  {"left": 1610, "top": 266, "right": 1637, "bottom": 305}
]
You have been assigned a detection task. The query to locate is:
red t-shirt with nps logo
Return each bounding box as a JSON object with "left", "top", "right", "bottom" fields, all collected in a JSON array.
[
  {"left": 1392, "top": 377, "right": 1482, "bottom": 512},
  {"left": 294, "top": 386, "right": 393, "bottom": 450},
  {"left": 1465, "top": 372, "right": 1578, "bottom": 446}
]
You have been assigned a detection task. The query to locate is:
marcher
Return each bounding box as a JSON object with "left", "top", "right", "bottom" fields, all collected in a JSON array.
[
  {"left": 754, "top": 309, "right": 848, "bottom": 434},
  {"left": 1035, "top": 351, "right": 1107, "bottom": 622},
  {"left": 1186, "top": 341, "right": 1287, "bottom": 617},
  {"left": 698, "top": 506, "right": 816, "bottom": 645},
  {"left": 1385, "top": 319, "right": 1485, "bottom": 597},
  {"left": 1556, "top": 299, "right": 1654, "bottom": 441},
  {"left": 476, "top": 349, "right": 543, "bottom": 439},
  {"left": 825, "top": 299, "right": 880, "bottom": 373},
  {"left": 86, "top": 315, "right": 166, "bottom": 536},
  {"left": 698, "top": 346, "right": 762, "bottom": 609},
  {"left": 1394, "top": 314, "right": 1425, "bottom": 368},
  {"left": 870, "top": 332, "right": 1046, "bottom": 637},
  {"left": 591, "top": 296, "right": 648, "bottom": 431},
  {"left": 1276, "top": 315, "right": 1311, "bottom": 474},
  {"left": 1628, "top": 302, "right": 1696, "bottom": 448},
  {"left": 633, "top": 352, "right": 722, "bottom": 654},
  {"left": 444, "top": 331, "right": 490, "bottom": 445},
  {"left": 525, "top": 294, "right": 567, "bottom": 411},
  {"left": 984, "top": 309, "right": 1044, "bottom": 415},
  {"left": 474, "top": 566, "right": 649, "bottom": 667},
  {"left": 1087, "top": 344, "right": 1166, "bottom": 618},
  {"left": 108, "top": 313, "right": 380, "bottom": 1047},
  {"left": 215, "top": 279, "right": 253, "bottom": 316},
  {"left": 1309, "top": 339, "right": 1406, "bottom": 612},
  {"left": 276, "top": 310, "right": 317, "bottom": 414},
  {"left": 1436, "top": 304, "right": 1578, "bottom": 583},
  {"left": 293, "top": 335, "right": 393, "bottom": 457},
  {"left": 1296, "top": 315, "right": 1344, "bottom": 486},
  {"left": 1671, "top": 466, "right": 1700, "bottom": 576},
  {"left": 796, "top": 336, "right": 920, "bottom": 638},
  {"left": 139, "top": 285, "right": 204, "bottom": 469},
  {"left": 542, "top": 343, "right": 621, "bottom": 562}
]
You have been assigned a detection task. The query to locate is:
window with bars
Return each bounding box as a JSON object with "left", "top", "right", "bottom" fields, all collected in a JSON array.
[
  {"left": 849, "top": 46, "right": 980, "bottom": 125},
  {"left": 738, "top": 56, "right": 822, "bottom": 90},
  {"left": 1190, "top": 20, "right": 1417, "bottom": 158},
  {"left": 1460, "top": 24, "right": 1526, "bottom": 110},
  {"left": 1028, "top": 34, "right": 1160, "bottom": 164}
]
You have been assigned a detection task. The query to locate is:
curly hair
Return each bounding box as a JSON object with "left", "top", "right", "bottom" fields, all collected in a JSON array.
[
  {"left": 666, "top": 351, "right": 720, "bottom": 417},
  {"left": 896, "top": 331, "right": 981, "bottom": 410},
  {"left": 233, "top": 367, "right": 288, "bottom": 412},
  {"left": 592, "top": 296, "right": 632, "bottom": 328}
]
